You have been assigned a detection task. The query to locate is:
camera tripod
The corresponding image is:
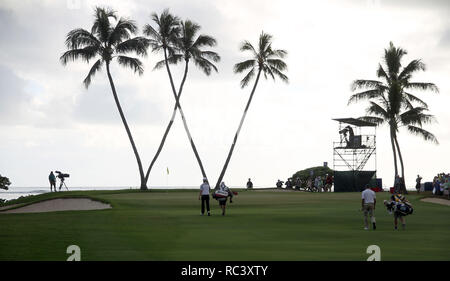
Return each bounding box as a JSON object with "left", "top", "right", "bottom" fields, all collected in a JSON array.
[{"left": 59, "top": 180, "right": 69, "bottom": 191}]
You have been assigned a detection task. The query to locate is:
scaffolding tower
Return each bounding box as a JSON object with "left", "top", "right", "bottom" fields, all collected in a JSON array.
[{"left": 332, "top": 118, "right": 377, "bottom": 192}]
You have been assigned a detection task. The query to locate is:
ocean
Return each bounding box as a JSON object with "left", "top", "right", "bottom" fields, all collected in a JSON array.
[{"left": 0, "top": 186, "right": 203, "bottom": 201}]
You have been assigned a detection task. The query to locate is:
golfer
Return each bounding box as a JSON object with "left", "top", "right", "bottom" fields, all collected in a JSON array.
[
  {"left": 361, "top": 185, "right": 376, "bottom": 230},
  {"left": 199, "top": 177, "right": 211, "bottom": 216},
  {"left": 218, "top": 182, "right": 233, "bottom": 216}
]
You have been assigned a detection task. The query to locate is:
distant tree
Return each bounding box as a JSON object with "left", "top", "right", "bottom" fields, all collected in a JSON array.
[
  {"left": 60, "top": 7, "right": 150, "bottom": 189},
  {"left": 0, "top": 175, "right": 11, "bottom": 190},
  {"left": 348, "top": 42, "right": 438, "bottom": 193},
  {"left": 292, "top": 166, "right": 334, "bottom": 188},
  {"left": 215, "top": 31, "right": 288, "bottom": 189}
]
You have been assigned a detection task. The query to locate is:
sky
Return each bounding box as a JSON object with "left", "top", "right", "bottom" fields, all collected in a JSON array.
[{"left": 0, "top": 0, "right": 449, "bottom": 189}]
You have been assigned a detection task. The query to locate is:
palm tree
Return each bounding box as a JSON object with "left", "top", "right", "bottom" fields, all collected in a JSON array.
[
  {"left": 349, "top": 42, "right": 439, "bottom": 192},
  {"left": 215, "top": 31, "right": 288, "bottom": 189},
  {"left": 143, "top": 11, "right": 220, "bottom": 184},
  {"left": 61, "top": 7, "right": 150, "bottom": 190}
]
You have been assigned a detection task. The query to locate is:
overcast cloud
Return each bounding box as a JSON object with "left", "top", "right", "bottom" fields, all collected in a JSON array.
[{"left": 0, "top": 0, "right": 449, "bottom": 189}]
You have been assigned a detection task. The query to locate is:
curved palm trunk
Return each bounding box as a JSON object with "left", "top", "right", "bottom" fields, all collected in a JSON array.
[
  {"left": 394, "top": 136, "right": 407, "bottom": 194},
  {"left": 178, "top": 104, "right": 208, "bottom": 180},
  {"left": 215, "top": 69, "right": 262, "bottom": 189},
  {"left": 390, "top": 126, "right": 399, "bottom": 188},
  {"left": 145, "top": 51, "right": 207, "bottom": 185},
  {"left": 106, "top": 63, "right": 147, "bottom": 190}
]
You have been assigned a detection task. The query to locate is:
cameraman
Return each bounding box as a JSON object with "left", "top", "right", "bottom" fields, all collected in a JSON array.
[{"left": 48, "top": 171, "right": 56, "bottom": 192}]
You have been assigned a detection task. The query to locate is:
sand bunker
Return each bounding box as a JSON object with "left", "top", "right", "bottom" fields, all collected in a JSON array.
[
  {"left": 420, "top": 197, "right": 450, "bottom": 206},
  {"left": 0, "top": 198, "right": 111, "bottom": 214}
]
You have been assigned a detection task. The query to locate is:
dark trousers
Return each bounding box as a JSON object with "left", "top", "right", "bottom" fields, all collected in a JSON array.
[
  {"left": 201, "top": 195, "right": 210, "bottom": 214},
  {"left": 50, "top": 181, "right": 56, "bottom": 191}
]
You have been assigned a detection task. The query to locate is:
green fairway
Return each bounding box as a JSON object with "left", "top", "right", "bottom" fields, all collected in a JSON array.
[{"left": 0, "top": 190, "right": 448, "bottom": 261}]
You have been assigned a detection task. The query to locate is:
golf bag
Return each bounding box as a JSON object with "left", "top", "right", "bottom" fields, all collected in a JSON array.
[
  {"left": 212, "top": 189, "right": 230, "bottom": 199},
  {"left": 385, "top": 200, "right": 413, "bottom": 217}
]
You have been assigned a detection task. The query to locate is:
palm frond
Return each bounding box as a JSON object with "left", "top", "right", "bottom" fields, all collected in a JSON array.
[
  {"left": 108, "top": 18, "right": 138, "bottom": 46},
  {"left": 351, "top": 80, "right": 383, "bottom": 91},
  {"left": 407, "top": 125, "right": 438, "bottom": 144},
  {"left": 234, "top": 59, "right": 256, "bottom": 74},
  {"left": 65, "top": 28, "right": 100, "bottom": 49},
  {"left": 403, "top": 92, "right": 428, "bottom": 108},
  {"left": 240, "top": 68, "right": 256, "bottom": 88},
  {"left": 116, "top": 37, "right": 150, "bottom": 56},
  {"left": 400, "top": 107, "right": 435, "bottom": 127},
  {"left": 60, "top": 46, "right": 99, "bottom": 65},
  {"left": 266, "top": 59, "right": 287, "bottom": 71},
  {"left": 200, "top": 51, "right": 220, "bottom": 63},
  {"left": 239, "top": 41, "right": 257, "bottom": 56},
  {"left": 83, "top": 59, "right": 103, "bottom": 88},
  {"left": 147, "top": 9, "right": 180, "bottom": 50},
  {"left": 384, "top": 41, "right": 407, "bottom": 76},
  {"left": 143, "top": 23, "right": 161, "bottom": 41},
  {"left": 358, "top": 116, "right": 385, "bottom": 126},
  {"left": 268, "top": 65, "right": 288, "bottom": 83},
  {"left": 258, "top": 32, "right": 273, "bottom": 55},
  {"left": 348, "top": 89, "right": 384, "bottom": 105},
  {"left": 263, "top": 64, "right": 275, "bottom": 80},
  {"left": 91, "top": 7, "right": 116, "bottom": 44},
  {"left": 153, "top": 54, "right": 183, "bottom": 70},
  {"left": 405, "top": 82, "right": 439, "bottom": 93},
  {"left": 398, "top": 59, "right": 425, "bottom": 81},
  {"left": 192, "top": 34, "right": 216, "bottom": 49},
  {"left": 116, "top": 56, "right": 144, "bottom": 75},
  {"left": 366, "top": 101, "right": 388, "bottom": 119},
  {"left": 193, "top": 56, "right": 218, "bottom": 75},
  {"left": 268, "top": 49, "right": 287, "bottom": 59},
  {"left": 376, "top": 64, "right": 390, "bottom": 83}
]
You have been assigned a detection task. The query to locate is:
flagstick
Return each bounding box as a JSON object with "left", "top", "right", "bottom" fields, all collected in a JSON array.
[{"left": 166, "top": 167, "right": 169, "bottom": 193}]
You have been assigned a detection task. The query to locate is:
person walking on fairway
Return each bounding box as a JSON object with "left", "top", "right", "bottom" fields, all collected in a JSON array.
[
  {"left": 361, "top": 185, "right": 376, "bottom": 230},
  {"left": 48, "top": 171, "right": 56, "bottom": 192},
  {"left": 218, "top": 182, "right": 233, "bottom": 216},
  {"left": 199, "top": 178, "right": 211, "bottom": 216},
  {"left": 388, "top": 193, "right": 412, "bottom": 230}
]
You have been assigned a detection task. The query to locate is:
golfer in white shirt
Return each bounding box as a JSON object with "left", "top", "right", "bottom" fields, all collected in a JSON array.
[
  {"left": 361, "top": 185, "right": 376, "bottom": 230},
  {"left": 199, "top": 178, "right": 211, "bottom": 216}
]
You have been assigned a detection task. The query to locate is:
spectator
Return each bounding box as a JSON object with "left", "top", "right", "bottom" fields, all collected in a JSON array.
[
  {"left": 325, "top": 174, "right": 333, "bottom": 192},
  {"left": 433, "top": 177, "right": 441, "bottom": 195},
  {"left": 415, "top": 175, "right": 422, "bottom": 193},
  {"left": 315, "top": 176, "right": 323, "bottom": 192},
  {"left": 246, "top": 178, "right": 253, "bottom": 189},
  {"left": 285, "top": 178, "right": 293, "bottom": 189},
  {"left": 276, "top": 179, "right": 283, "bottom": 189}
]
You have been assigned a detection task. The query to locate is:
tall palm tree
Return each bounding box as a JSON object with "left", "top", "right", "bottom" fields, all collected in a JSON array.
[
  {"left": 61, "top": 7, "right": 150, "bottom": 190},
  {"left": 143, "top": 11, "right": 220, "bottom": 184},
  {"left": 215, "top": 31, "right": 288, "bottom": 189},
  {"left": 349, "top": 42, "right": 439, "bottom": 192}
]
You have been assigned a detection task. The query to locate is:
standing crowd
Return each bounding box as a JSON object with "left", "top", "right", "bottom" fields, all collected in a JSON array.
[
  {"left": 276, "top": 174, "right": 333, "bottom": 192},
  {"left": 432, "top": 173, "right": 450, "bottom": 196}
]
